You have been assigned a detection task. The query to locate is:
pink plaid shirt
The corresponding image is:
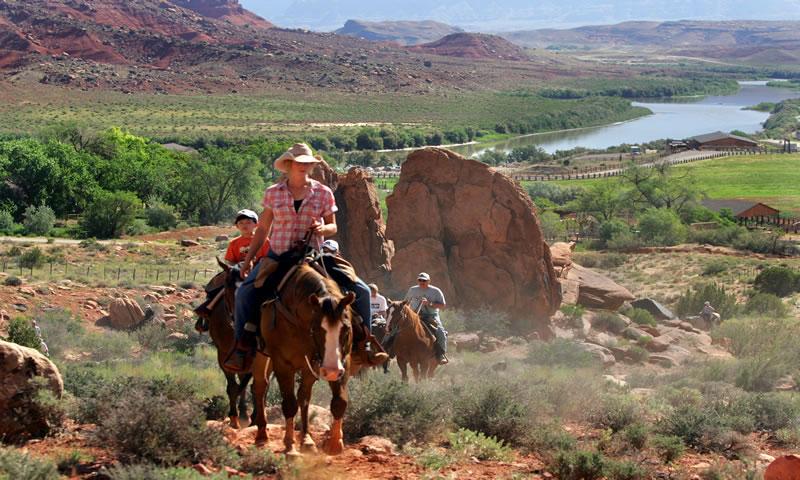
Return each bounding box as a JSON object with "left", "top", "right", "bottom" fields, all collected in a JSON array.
[{"left": 262, "top": 179, "right": 338, "bottom": 255}]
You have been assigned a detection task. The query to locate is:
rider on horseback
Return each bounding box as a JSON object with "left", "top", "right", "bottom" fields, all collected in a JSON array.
[
  {"left": 223, "top": 143, "right": 387, "bottom": 373},
  {"left": 404, "top": 272, "right": 448, "bottom": 365}
]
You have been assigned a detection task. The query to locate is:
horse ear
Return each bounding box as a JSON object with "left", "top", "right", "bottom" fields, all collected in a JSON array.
[
  {"left": 216, "top": 257, "right": 230, "bottom": 272},
  {"left": 308, "top": 293, "right": 323, "bottom": 307},
  {"left": 341, "top": 292, "right": 355, "bottom": 307}
]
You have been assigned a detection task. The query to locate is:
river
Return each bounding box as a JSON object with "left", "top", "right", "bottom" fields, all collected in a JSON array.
[{"left": 447, "top": 81, "right": 800, "bottom": 157}]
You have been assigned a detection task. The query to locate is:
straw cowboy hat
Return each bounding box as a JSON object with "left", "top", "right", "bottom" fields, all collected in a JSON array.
[{"left": 274, "top": 143, "right": 322, "bottom": 173}]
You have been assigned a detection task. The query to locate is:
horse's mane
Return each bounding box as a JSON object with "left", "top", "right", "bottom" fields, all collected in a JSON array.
[{"left": 291, "top": 264, "right": 343, "bottom": 300}]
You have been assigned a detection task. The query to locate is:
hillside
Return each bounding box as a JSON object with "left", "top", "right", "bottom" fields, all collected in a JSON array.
[
  {"left": 335, "top": 19, "right": 463, "bottom": 45},
  {"left": 504, "top": 20, "right": 800, "bottom": 63},
  {"left": 0, "top": 0, "right": 578, "bottom": 95},
  {"left": 407, "top": 32, "right": 527, "bottom": 61}
]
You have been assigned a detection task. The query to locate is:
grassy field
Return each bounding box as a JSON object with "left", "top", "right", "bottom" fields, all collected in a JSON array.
[
  {"left": 544, "top": 154, "right": 800, "bottom": 215},
  {"left": 0, "top": 85, "right": 647, "bottom": 140}
]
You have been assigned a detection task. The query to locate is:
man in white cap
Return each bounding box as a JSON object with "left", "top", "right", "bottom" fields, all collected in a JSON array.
[{"left": 404, "top": 272, "right": 448, "bottom": 364}]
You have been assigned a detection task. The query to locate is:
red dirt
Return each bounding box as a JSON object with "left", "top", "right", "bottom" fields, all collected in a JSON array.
[{"left": 133, "top": 225, "right": 234, "bottom": 242}]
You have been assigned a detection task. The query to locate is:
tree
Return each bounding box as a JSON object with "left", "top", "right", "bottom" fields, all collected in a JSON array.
[
  {"left": 80, "top": 190, "right": 141, "bottom": 239},
  {"left": 179, "top": 147, "right": 264, "bottom": 225},
  {"left": 637, "top": 208, "right": 687, "bottom": 246},
  {"left": 539, "top": 211, "right": 566, "bottom": 240},
  {"left": 620, "top": 162, "right": 702, "bottom": 214},
  {"left": 22, "top": 205, "right": 56, "bottom": 235},
  {"left": 570, "top": 181, "right": 625, "bottom": 222}
]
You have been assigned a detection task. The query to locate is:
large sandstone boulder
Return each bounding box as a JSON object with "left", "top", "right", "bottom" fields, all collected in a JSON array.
[
  {"left": 765, "top": 455, "right": 800, "bottom": 480},
  {"left": 107, "top": 297, "right": 145, "bottom": 330},
  {"left": 549, "top": 242, "right": 574, "bottom": 277},
  {"left": 0, "top": 340, "right": 64, "bottom": 442},
  {"left": 562, "top": 264, "right": 635, "bottom": 310},
  {"left": 631, "top": 298, "right": 676, "bottom": 321},
  {"left": 386, "top": 148, "right": 561, "bottom": 335},
  {"left": 312, "top": 163, "right": 393, "bottom": 283}
]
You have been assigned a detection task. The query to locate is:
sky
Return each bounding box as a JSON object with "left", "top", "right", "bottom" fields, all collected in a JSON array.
[{"left": 240, "top": 0, "right": 800, "bottom": 32}]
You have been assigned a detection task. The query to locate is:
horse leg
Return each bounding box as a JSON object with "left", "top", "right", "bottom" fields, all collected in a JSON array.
[
  {"left": 275, "top": 369, "right": 300, "bottom": 456},
  {"left": 251, "top": 353, "right": 271, "bottom": 445},
  {"left": 297, "top": 372, "right": 317, "bottom": 453},
  {"left": 325, "top": 378, "right": 348, "bottom": 455},
  {"left": 237, "top": 373, "right": 253, "bottom": 426},
  {"left": 398, "top": 359, "right": 409, "bottom": 383},
  {"left": 224, "top": 373, "right": 241, "bottom": 429},
  {"left": 411, "top": 361, "right": 421, "bottom": 383}
]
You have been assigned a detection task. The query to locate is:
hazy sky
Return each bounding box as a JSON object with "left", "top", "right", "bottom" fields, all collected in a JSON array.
[{"left": 241, "top": 0, "right": 800, "bottom": 32}]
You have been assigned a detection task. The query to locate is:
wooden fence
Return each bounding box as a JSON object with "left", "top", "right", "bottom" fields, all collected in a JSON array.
[
  {"left": 0, "top": 259, "right": 217, "bottom": 285},
  {"left": 739, "top": 216, "right": 800, "bottom": 233}
]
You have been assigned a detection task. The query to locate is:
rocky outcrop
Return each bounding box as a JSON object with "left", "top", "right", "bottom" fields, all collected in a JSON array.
[
  {"left": 766, "top": 455, "right": 800, "bottom": 480},
  {"left": 0, "top": 340, "right": 64, "bottom": 442},
  {"left": 550, "top": 242, "right": 575, "bottom": 276},
  {"left": 631, "top": 298, "right": 676, "bottom": 320},
  {"left": 386, "top": 147, "right": 561, "bottom": 335},
  {"left": 312, "top": 163, "right": 394, "bottom": 282},
  {"left": 562, "top": 264, "right": 635, "bottom": 310},
  {"left": 333, "top": 169, "right": 394, "bottom": 282}
]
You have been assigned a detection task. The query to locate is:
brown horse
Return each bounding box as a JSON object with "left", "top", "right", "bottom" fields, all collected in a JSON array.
[
  {"left": 250, "top": 263, "right": 355, "bottom": 455},
  {"left": 200, "top": 261, "right": 254, "bottom": 429},
  {"left": 385, "top": 300, "right": 438, "bottom": 382}
]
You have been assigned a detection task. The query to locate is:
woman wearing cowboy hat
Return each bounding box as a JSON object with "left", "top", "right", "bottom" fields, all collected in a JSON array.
[{"left": 225, "top": 143, "right": 386, "bottom": 372}]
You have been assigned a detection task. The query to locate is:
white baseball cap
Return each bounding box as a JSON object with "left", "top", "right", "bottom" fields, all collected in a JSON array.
[
  {"left": 322, "top": 239, "right": 339, "bottom": 253},
  {"left": 417, "top": 272, "right": 430, "bottom": 281},
  {"left": 234, "top": 209, "right": 258, "bottom": 223}
]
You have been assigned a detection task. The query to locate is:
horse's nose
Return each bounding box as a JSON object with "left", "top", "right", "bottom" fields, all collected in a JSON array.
[{"left": 320, "top": 367, "right": 344, "bottom": 381}]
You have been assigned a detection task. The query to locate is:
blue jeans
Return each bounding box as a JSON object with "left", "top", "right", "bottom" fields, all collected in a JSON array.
[
  {"left": 233, "top": 260, "right": 264, "bottom": 341},
  {"left": 422, "top": 314, "right": 447, "bottom": 355}
]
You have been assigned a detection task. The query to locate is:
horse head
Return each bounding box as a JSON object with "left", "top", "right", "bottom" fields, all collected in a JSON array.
[
  {"left": 386, "top": 300, "right": 412, "bottom": 329},
  {"left": 308, "top": 291, "right": 355, "bottom": 382}
]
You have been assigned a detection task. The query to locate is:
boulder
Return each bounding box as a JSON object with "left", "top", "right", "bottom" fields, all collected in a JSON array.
[
  {"left": 564, "top": 264, "right": 635, "bottom": 310},
  {"left": 180, "top": 239, "right": 201, "bottom": 247},
  {"left": 450, "top": 332, "right": 481, "bottom": 352},
  {"left": 358, "top": 435, "right": 397, "bottom": 455},
  {"left": 765, "top": 455, "right": 800, "bottom": 480},
  {"left": 549, "top": 241, "right": 574, "bottom": 277},
  {"left": 631, "top": 298, "right": 676, "bottom": 321},
  {"left": 386, "top": 148, "right": 561, "bottom": 336},
  {"left": 107, "top": 296, "right": 145, "bottom": 330},
  {"left": 0, "top": 340, "right": 64, "bottom": 442},
  {"left": 215, "top": 235, "right": 229, "bottom": 242},
  {"left": 311, "top": 164, "right": 394, "bottom": 283},
  {"left": 577, "top": 342, "right": 615, "bottom": 367}
]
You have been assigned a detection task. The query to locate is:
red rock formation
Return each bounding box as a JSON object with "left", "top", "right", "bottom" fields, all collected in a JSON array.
[
  {"left": 385, "top": 147, "right": 561, "bottom": 335},
  {"left": 312, "top": 163, "right": 393, "bottom": 283},
  {"left": 171, "top": 0, "right": 273, "bottom": 29},
  {"left": 407, "top": 32, "right": 528, "bottom": 61}
]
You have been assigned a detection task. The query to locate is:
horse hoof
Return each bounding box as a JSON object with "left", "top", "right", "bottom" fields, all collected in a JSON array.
[
  {"left": 285, "top": 448, "right": 302, "bottom": 458},
  {"left": 301, "top": 436, "right": 317, "bottom": 453},
  {"left": 255, "top": 430, "right": 268, "bottom": 446},
  {"left": 229, "top": 416, "right": 240, "bottom": 429},
  {"left": 325, "top": 440, "right": 344, "bottom": 456}
]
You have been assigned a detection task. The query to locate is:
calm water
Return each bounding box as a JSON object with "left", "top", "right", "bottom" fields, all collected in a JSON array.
[{"left": 449, "top": 81, "right": 800, "bottom": 156}]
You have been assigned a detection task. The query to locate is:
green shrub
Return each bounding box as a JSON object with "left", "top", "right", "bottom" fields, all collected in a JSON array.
[
  {"left": 526, "top": 339, "right": 595, "bottom": 368},
  {"left": 606, "top": 230, "right": 642, "bottom": 251},
  {"left": 344, "top": 373, "right": 446, "bottom": 445},
  {"left": 627, "top": 345, "right": 650, "bottom": 363},
  {"left": 6, "top": 317, "right": 40, "bottom": 350},
  {"left": 674, "top": 283, "right": 739, "bottom": 320},
  {"left": 133, "top": 322, "right": 171, "bottom": 352},
  {"left": 451, "top": 377, "right": 529, "bottom": 445},
  {"left": 238, "top": 447, "right": 286, "bottom": 476},
  {"left": 621, "top": 422, "right": 649, "bottom": 451},
  {"left": 22, "top": 205, "right": 55, "bottom": 236},
  {"left": 4, "top": 275, "right": 22, "bottom": 286},
  {"left": 593, "top": 311, "right": 628, "bottom": 334},
  {"left": 520, "top": 422, "right": 577, "bottom": 455},
  {"left": 621, "top": 307, "right": 656, "bottom": 327},
  {"left": 599, "top": 219, "right": 631, "bottom": 247},
  {"left": 651, "top": 434, "right": 685, "bottom": 464},
  {"left": 559, "top": 304, "right": 586, "bottom": 329},
  {"left": 78, "top": 238, "right": 108, "bottom": 252},
  {"left": 744, "top": 292, "right": 789, "bottom": 317},
  {"left": 0, "top": 209, "right": 17, "bottom": 234},
  {"left": 18, "top": 247, "right": 45, "bottom": 269},
  {"left": 702, "top": 259, "right": 730, "bottom": 276},
  {"left": 0, "top": 447, "right": 59, "bottom": 480},
  {"left": 97, "top": 388, "right": 232, "bottom": 466},
  {"left": 550, "top": 450, "right": 606, "bottom": 480},
  {"left": 448, "top": 429, "right": 513, "bottom": 461},
  {"left": 104, "top": 464, "right": 231, "bottom": 480},
  {"left": 637, "top": 208, "right": 686, "bottom": 246},
  {"left": 754, "top": 266, "right": 800, "bottom": 297},
  {"left": 776, "top": 427, "right": 800, "bottom": 447},
  {"left": 734, "top": 355, "right": 788, "bottom": 392},
  {"left": 145, "top": 198, "right": 178, "bottom": 231},
  {"left": 125, "top": 218, "right": 152, "bottom": 236},
  {"left": 589, "top": 394, "right": 643, "bottom": 433},
  {"left": 604, "top": 460, "right": 649, "bottom": 480}
]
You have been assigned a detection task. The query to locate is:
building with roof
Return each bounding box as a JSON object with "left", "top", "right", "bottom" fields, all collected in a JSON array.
[
  {"left": 701, "top": 199, "right": 780, "bottom": 219},
  {"left": 687, "top": 131, "right": 759, "bottom": 150}
]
